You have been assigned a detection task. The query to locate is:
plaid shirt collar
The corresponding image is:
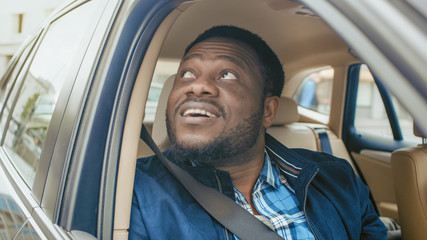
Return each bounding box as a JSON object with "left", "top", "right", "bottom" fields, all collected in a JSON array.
[
  {"left": 257, "top": 150, "right": 280, "bottom": 190},
  {"left": 258, "top": 150, "right": 296, "bottom": 194}
]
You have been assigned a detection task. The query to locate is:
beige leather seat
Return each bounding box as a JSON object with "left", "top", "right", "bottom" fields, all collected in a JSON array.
[
  {"left": 267, "top": 97, "right": 355, "bottom": 169},
  {"left": 151, "top": 75, "right": 175, "bottom": 151},
  {"left": 267, "top": 97, "right": 317, "bottom": 151},
  {"left": 391, "top": 124, "right": 427, "bottom": 240},
  {"left": 137, "top": 75, "right": 175, "bottom": 158}
]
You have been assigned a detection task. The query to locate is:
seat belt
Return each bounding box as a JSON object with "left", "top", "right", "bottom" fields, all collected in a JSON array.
[
  {"left": 315, "top": 128, "right": 332, "bottom": 154},
  {"left": 139, "top": 125, "right": 282, "bottom": 240}
]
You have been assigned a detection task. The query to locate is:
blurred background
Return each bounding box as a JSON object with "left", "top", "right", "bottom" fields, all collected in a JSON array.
[{"left": 0, "top": 0, "right": 68, "bottom": 76}]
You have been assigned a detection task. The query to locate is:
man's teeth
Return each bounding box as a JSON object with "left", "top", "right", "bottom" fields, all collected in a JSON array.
[{"left": 183, "top": 109, "right": 217, "bottom": 118}]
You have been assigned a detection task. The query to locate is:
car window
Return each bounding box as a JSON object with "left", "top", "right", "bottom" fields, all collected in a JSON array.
[
  {"left": 0, "top": 194, "right": 26, "bottom": 239},
  {"left": 144, "top": 82, "right": 162, "bottom": 122},
  {"left": 293, "top": 67, "right": 333, "bottom": 115},
  {"left": 0, "top": 173, "right": 29, "bottom": 239},
  {"left": 2, "top": 1, "right": 100, "bottom": 186},
  {"left": 354, "top": 64, "right": 420, "bottom": 143},
  {"left": 0, "top": 38, "right": 38, "bottom": 134},
  {"left": 144, "top": 59, "right": 179, "bottom": 122}
]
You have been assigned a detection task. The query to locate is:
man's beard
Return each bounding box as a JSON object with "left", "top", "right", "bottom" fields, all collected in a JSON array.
[{"left": 166, "top": 106, "right": 264, "bottom": 167}]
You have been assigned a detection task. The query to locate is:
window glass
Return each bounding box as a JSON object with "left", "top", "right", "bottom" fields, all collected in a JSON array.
[
  {"left": 354, "top": 65, "right": 392, "bottom": 138},
  {"left": 144, "top": 59, "right": 180, "bottom": 123},
  {"left": 2, "top": 1, "right": 98, "bottom": 186},
  {"left": 0, "top": 39, "right": 37, "bottom": 135},
  {"left": 13, "top": 220, "right": 42, "bottom": 240},
  {"left": 144, "top": 82, "right": 162, "bottom": 123},
  {"left": 0, "top": 192, "right": 27, "bottom": 239},
  {"left": 354, "top": 64, "right": 421, "bottom": 143},
  {"left": 293, "top": 67, "right": 333, "bottom": 115}
]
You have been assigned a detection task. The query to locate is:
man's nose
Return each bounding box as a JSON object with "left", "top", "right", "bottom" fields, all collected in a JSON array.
[{"left": 185, "top": 76, "right": 219, "bottom": 97}]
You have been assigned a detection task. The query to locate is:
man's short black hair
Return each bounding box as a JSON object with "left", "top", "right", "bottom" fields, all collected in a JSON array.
[{"left": 184, "top": 25, "right": 284, "bottom": 97}]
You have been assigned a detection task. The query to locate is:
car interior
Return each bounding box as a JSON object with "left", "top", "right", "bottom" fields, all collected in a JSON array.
[
  {"left": 391, "top": 124, "right": 427, "bottom": 239},
  {"left": 110, "top": 0, "right": 422, "bottom": 238}
]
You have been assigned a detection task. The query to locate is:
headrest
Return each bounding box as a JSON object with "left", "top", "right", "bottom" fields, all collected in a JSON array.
[
  {"left": 152, "top": 75, "right": 175, "bottom": 149},
  {"left": 414, "top": 121, "right": 426, "bottom": 139},
  {"left": 272, "top": 97, "right": 299, "bottom": 125}
]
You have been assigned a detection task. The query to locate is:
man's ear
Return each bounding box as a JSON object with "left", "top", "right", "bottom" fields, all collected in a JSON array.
[{"left": 263, "top": 96, "right": 280, "bottom": 128}]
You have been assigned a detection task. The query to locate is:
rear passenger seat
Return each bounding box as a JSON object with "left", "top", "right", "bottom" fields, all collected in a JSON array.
[
  {"left": 267, "top": 97, "right": 357, "bottom": 172},
  {"left": 267, "top": 97, "right": 401, "bottom": 237}
]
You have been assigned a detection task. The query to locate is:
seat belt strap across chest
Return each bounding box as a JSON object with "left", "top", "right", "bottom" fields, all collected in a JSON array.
[{"left": 139, "top": 125, "right": 282, "bottom": 240}]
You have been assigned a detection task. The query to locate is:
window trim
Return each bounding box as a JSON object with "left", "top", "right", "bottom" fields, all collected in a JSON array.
[
  {"left": 342, "top": 64, "right": 411, "bottom": 154},
  {"left": 0, "top": 32, "right": 42, "bottom": 128},
  {"left": 373, "top": 74, "right": 403, "bottom": 141},
  {"left": 0, "top": 30, "right": 47, "bottom": 185},
  {"left": 32, "top": 0, "right": 111, "bottom": 226},
  {"left": 0, "top": 32, "right": 42, "bottom": 89}
]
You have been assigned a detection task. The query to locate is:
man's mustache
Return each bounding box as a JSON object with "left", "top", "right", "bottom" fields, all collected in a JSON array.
[{"left": 173, "top": 97, "right": 226, "bottom": 119}]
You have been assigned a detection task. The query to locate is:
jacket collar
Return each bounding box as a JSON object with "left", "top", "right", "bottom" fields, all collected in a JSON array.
[
  {"left": 265, "top": 133, "right": 320, "bottom": 201},
  {"left": 164, "top": 134, "right": 320, "bottom": 200}
]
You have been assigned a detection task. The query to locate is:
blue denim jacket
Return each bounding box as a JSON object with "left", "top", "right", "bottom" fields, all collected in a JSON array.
[{"left": 129, "top": 134, "right": 387, "bottom": 239}]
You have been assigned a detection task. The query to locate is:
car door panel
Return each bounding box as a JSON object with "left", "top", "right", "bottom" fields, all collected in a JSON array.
[{"left": 351, "top": 151, "right": 398, "bottom": 220}]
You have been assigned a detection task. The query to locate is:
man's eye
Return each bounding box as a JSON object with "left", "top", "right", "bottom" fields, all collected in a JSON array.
[
  {"left": 220, "top": 71, "right": 237, "bottom": 80},
  {"left": 182, "top": 71, "right": 196, "bottom": 79}
]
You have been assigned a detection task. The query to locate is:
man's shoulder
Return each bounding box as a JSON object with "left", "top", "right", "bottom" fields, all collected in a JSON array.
[
  {"left": 293, "top": 148, "right": 357, "bottom": 180},
  {"left": 266, "top": 134, "right": 355, "bottom": 177},
  {"left": 266, "top": 134, "right": 351, "bottom": 168},
  {"left": 135, "top": 151, "right": 170, "bottom": 181},
  {"left": 292, "top": 147, "right": 352, "bottom": 168}
]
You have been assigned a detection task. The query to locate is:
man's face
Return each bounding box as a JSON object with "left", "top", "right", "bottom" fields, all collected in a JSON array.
[{"left": 166, "top": 38, "right": 266, "bottom": 165}]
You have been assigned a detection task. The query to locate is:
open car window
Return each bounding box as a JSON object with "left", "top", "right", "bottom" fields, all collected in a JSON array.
[
  {"left": 293, "top": 67, "right": 334, "bottom": 116},
  {"left": 355, "top": 64, "right": 421, "bottom": 143}
]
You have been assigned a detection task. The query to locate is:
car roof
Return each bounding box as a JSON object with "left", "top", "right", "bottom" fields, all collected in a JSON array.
[{"left": 159, "top": 0, "right": 356, "bottom": 82}]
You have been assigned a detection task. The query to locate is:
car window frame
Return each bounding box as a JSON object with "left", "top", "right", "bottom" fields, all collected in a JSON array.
[
  {"left": 342, "top": 64, "right": 413, "bottom": 154},
  {"left": 371, "top": 73, "right": 403, "bottom": 141},
  {"left": 0, "top": 32, "right": 42, "bottom": 92},
  {"left": 68, "top": 0, "right": 187, "bottom": 238},
  {"left": 38, "top": 0, "right": 119, "bottom": 237}
]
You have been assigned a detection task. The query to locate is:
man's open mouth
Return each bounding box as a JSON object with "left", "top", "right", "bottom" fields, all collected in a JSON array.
[{"left": 182, "top": 108, "right": 217, "bottom": 118}]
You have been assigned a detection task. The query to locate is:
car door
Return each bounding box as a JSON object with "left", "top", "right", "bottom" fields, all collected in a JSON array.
[
  {"left": 0, "top": 0, "right": 111, "bottom": 238},
  {"left": 342, "top": 63, "right": 421, "bottom": 221}
]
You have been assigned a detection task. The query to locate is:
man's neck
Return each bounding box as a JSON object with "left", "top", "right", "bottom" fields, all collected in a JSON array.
[{"left": 216, "top": 144, "right": 265, "bottom": 214}]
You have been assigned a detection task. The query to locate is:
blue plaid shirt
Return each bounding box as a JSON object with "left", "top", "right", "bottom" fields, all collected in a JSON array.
[{"left": 233, "top": 152, "right": 315, "bottom": 240}]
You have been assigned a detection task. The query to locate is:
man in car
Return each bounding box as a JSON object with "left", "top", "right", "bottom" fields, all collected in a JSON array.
[{"left": 129, "top": 25, "right": 387, "bottom": 239}]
